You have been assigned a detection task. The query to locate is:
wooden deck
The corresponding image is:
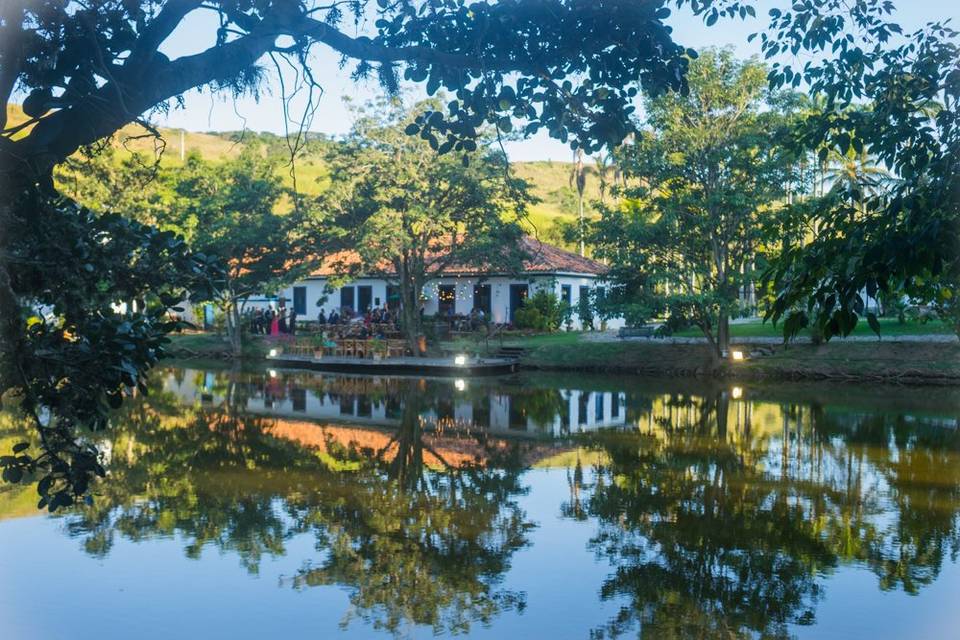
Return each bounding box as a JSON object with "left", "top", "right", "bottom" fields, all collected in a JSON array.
[{"left": 265, "top": 354, "right": 518, "bottom": 376}]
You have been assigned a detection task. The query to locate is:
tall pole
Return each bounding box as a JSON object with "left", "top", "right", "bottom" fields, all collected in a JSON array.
[
  {"left": 180, "top": 129, "right": 185, "bottom": 162},
  {"left": 573, "top": 148, "right": 586, "bottom": 256}
]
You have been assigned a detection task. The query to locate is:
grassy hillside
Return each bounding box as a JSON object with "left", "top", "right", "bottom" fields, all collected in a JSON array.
[
  {"left": 6, "top": 103, "right": 237, "bottom": 161},
  {"left": 510, "top": 160, "right": 604, "bottom": 248},
  {"left": 8, "top": 104, "right": 601, "bottom": 244}
]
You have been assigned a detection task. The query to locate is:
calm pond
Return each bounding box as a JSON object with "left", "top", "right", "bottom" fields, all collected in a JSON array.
[{"left": 2, "top": 366, "right": 960, "bottom": 639}]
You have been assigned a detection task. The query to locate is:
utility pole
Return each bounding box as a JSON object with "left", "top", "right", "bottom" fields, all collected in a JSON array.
[
  {"left": 572, "top": 148, "right": 586, "bottom": 256},
  {"left": 180, "top": 129, "right": 185, "bottom": 162}
]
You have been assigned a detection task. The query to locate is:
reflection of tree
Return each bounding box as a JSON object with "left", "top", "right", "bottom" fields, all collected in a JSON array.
[
  {"left": 572, "top": 393, "right": 960, "bottom": 640},
  {"left": 508, "top": 387, "right": 569, "bottom": 429},
  {"left": 579, "top": 435, "right": 831, "bottom": 638},
  {"left": 59, "top": 372, "right": 533, "bottom": 636},
  {"left": 290, "top": 387, "right": 532, "bottom": 634},
  {"left": 808, "top": 409, "right": 960, "bottom": 594}
]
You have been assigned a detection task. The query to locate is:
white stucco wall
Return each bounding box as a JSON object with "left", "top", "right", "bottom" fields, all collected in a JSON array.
[{"left": 242, "top": 271, "right": 624, "bottom": 329}]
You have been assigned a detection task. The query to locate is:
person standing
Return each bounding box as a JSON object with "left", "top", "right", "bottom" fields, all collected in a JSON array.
[
  {"left": 269, "top": 306, "right": 279, "bottom": 336},
  {"left": 289, "top": 308, "right": 297, "bottom": 335},
  {"left": 253, "top": 308, "right": 262, "bottom": 334}
]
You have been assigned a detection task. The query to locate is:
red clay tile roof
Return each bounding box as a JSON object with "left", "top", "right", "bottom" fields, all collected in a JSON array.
[{"left": 309, "top": 236, "right": 607, "bottom": 278}]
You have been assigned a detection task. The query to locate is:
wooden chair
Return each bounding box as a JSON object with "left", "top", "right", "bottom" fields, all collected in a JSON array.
[{"left": 388, "top": 339, "right": 406, "bottom": 358}]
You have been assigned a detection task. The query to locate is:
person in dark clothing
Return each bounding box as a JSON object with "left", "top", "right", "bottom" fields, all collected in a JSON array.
[
  {"left": 278, "top": 307, "right": 288, "bottom": 333},
  {"left": 289, "top": 309, "right": 297, "bottom": 335},
  {"left": 318, "top": 309, "right": 327, "bottom": 326},
  {"left": 252, "top": 309, "right": 262, "bottom": 334}
]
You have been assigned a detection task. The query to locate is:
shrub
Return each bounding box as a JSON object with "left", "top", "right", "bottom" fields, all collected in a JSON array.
[
  {"left": 578, "top": 291, "right": 595, "bottom": 330},
  {"left": 515, "top": 291, "right": 567, "bottom": 331}
]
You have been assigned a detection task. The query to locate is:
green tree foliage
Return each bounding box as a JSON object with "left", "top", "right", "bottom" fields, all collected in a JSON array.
[
  {"left": 755, "top": 1, "right": 960, "bottom": 341},
  {"left": 514, "top": 290, "right": 569, "bottom": 332},
  {"left": 0, "top": 195, "right": 213, "bottom": 509},
  {"left": 322, "top": 99, "right": 532, "bottom": 351},
  {"left": 168, "top": 149, "right": 325, "bottom": 355},
  {"left": 592, "top": 49, "right": 793, "bottom": 357}
]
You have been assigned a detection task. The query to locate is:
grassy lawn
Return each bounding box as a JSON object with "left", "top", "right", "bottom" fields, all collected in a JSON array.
[
  {"left": 445, "top": 330, "right": 960, "bottom": 383},
  {"left": 672, "top": 317, "right": 953, "bottom": 338},
  {"left": 441, "top": 330, "right": 583, "bottom": 356},
  {"left": 165, "top": 332, "right": 268, "bottom": 359},
  {"left": 743, "top": 342, "right": 960, "bottom": 379}
]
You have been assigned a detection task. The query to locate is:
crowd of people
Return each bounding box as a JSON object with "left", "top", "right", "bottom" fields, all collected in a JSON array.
[
  {"left": 246, "top": 302, "right": 489, "bottom": 341},
  {"left": 448, "top": 306, "right": 487, "bottom": 332},
  {"left": 317, "top": 304, "right": 397, "bottom": 328},
  {"left": 247, "top": 305, "right": 298, "bottom": 336},
  {"left": 317, "top": 305, "right": 401, "bottom": 340}
]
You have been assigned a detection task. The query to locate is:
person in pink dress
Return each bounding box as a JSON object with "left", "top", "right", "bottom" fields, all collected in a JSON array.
[{"left": 269, "top": 306, "right": 280, "bottom": 335}]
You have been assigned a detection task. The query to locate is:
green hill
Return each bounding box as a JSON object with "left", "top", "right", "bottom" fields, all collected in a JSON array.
[
  {"left": 7, "top": 104, "right": 603, "bottom": 248},
  {"left": 510, "top": 160, "right": 603, "bottom": 247}
]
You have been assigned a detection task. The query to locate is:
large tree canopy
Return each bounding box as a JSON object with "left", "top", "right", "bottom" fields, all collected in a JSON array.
[
  {"left": 591, "top": 49, "right": 794, "bottom": 358},
  {"left": 752, "top": 0, "right": 960, "bottom": 340},
  {"left": 0, "top": 0, "right": 706, "bottom": 181},
  {"left": 322, "top": 98, "right": 531, "bottom": 352}
]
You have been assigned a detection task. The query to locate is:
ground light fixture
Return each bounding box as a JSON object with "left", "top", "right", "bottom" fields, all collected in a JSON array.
[
  {"left": 454, "top": 354, "right": 468, "bottom": 366},
  {"left": 268, "top": 348, "right": 278, "bottom": 357},
  {"left": 730, "top": 350, "right": 745, "bottom": 361},
  {"left": 268, "top": 369, "right": 277, "bottom": 378},
  {"left": 455, "top": 379, "right": 466, "bottom": 391},
  {"left": 731, "top": 386, "right": 743, "bottom": 399}
]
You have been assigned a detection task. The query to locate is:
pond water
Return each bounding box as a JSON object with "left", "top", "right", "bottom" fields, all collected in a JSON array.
[{"left": 2, "top": 366, "right": 960, "bottom": 639}]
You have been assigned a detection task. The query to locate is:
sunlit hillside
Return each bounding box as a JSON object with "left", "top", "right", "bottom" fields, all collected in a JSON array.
[{"left": 7, "top": 104, "right": 608, "bottom": 246}]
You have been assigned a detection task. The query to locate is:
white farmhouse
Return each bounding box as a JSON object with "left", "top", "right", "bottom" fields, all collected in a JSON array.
[{"left": 248, "top": 236, "right": 624, "bottom": 331}]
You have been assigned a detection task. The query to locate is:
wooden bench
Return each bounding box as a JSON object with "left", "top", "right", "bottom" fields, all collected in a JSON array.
[{"left": 618, "top": 325, "right": 662, "bottom": 338}]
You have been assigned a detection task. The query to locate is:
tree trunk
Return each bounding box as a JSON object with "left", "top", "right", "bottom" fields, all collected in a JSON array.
[
  {"left": 223, "top": 298, "right": 243, "bottom": 358},
  {"left": 399, "top": 276, "right": 424, "bottom": 357},
  {"left": 717, "top": 309, "right": 730, "bottom": 358},
  {"left": 0, "top": 198, "right": 23, "bottom": 394}
]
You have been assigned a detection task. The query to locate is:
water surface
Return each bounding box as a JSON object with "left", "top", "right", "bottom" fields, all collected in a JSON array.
[{"left": 2, "top": 366, "right": 959, "bottom": 639}]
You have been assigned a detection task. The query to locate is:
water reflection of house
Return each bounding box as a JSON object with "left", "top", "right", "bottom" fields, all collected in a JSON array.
[
  {"left": 423, "top": 389, "right": 627, "bottom": 437},
  {"left": 162, "top": 372, "right": 627, "bottom": 438}
]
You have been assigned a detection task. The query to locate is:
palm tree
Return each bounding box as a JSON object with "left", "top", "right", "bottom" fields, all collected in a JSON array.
[
  {"left": 824, "top": 147, "right": 893, "bottom": 221},
  {"left": 593, "top": 150, "right": 617, "bottom": 204},
  {"left": 825, "top": 148, "right": 891, "bottom": 196}
]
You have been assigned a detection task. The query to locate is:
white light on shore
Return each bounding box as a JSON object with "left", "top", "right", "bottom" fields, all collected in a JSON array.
[
  {"left": 454, "top": 354, "right": 467, "bottom": 366},
  {"left": 268, "top": 348, "right": 278, "bottom": 357},
  {"left": 269, "top": 369, "right": 277, "bottom": 378},
  {"left": 731, "top": 386, "right": 743, "bottom": 399},
  {"left": 455, "top": 379, "right": 466, "bottom": 391},
  {"left": 731, "top": 350, "right": 745, "bottom": 361}
]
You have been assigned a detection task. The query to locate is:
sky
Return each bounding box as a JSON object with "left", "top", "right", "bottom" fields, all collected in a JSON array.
[{"left": 153, "top": 1, "right": 957, "bottom": 162}]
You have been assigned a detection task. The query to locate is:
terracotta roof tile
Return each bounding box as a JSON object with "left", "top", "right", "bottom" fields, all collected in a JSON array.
[{"left": 309, "top": 236, "right": 606, "bottom": 278}]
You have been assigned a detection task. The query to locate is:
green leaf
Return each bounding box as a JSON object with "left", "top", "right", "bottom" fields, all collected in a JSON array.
[{"left": 2, "top": 467, "right": 23, "bottom": 483}]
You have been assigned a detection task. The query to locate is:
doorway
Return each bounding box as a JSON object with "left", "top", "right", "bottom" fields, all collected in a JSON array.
[{"left": 508, "top": 284, "right": 528, "bottom": 323}]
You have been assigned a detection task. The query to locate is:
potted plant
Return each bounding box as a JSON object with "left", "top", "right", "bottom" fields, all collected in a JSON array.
[
  {"left": 311, "top": 334, "right": 326, "bottom": 359},
  {"left": 369, "top": 338, "right": 387, "bottom": 361}
]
